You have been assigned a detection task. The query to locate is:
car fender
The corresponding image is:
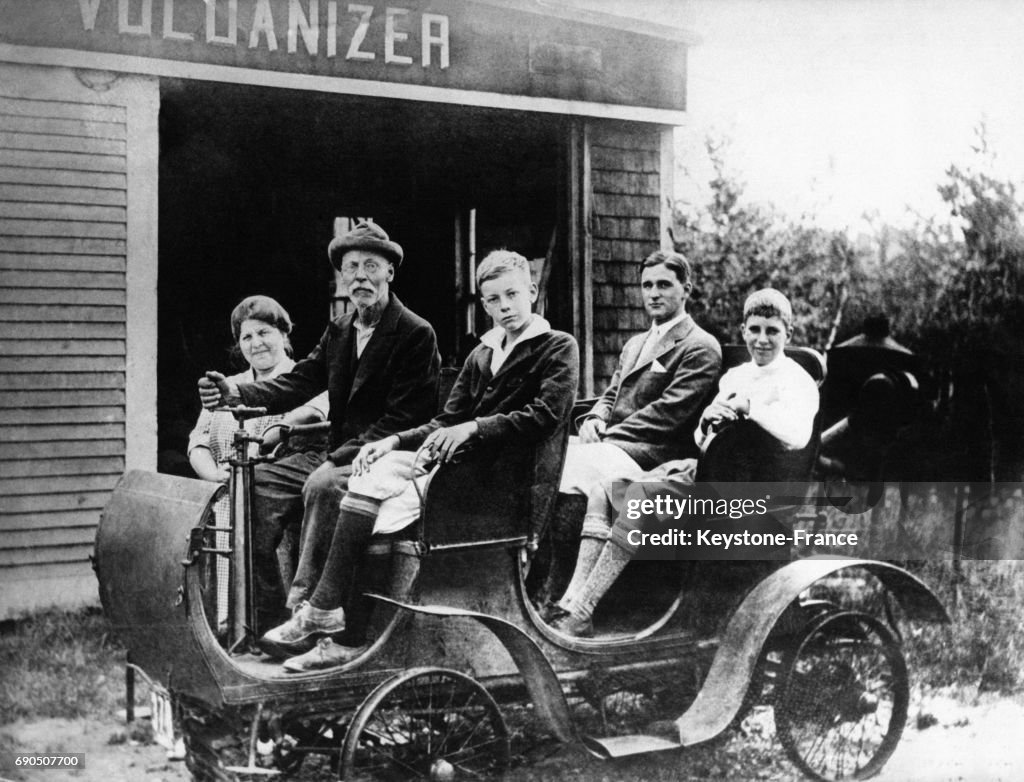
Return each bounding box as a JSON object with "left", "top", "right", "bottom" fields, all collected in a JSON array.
[
  {"left": 674, "top": 556, "right": 948, "bottom": 746},
  {"left": 371, "top": 595, "right": 575, "bottom": 742}
]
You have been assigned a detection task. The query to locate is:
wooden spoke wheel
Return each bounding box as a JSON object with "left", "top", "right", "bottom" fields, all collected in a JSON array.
[
  {"left": 775, "top": 611, "right": 909, "bottom": 781},
  {"left": 340, "top": 667, "right": 510, "bottom": 781}
]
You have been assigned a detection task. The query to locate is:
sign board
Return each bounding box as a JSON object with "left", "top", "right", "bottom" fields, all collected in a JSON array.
[{"left": 0, "top": 0, "right": 687, "bottom": 111}]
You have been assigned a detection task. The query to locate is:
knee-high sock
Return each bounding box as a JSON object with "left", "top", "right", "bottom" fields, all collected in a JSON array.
[
  {"left": 558, "top": 536, "right": 605, "bottom": 612},
  {"left": 569, "top": 541, "right": 633, "bottom": 620},
  {"left": 558, "top": 482, "right": 616, "bottom": 610},
  {"left": 309, "top": 493, "right": 381, "bottom": 610}
]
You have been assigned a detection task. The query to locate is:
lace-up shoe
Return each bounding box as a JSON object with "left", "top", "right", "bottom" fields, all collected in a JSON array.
[
  {"left": 282, "top": 638, "right": 370, "bottom": 672},
  {"left": 257, "top": 601, "right": 345, "bottom": 658}
]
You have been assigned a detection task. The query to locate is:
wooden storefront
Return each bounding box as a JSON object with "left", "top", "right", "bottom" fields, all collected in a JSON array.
[{"left": 0, "top": 0, "right": 692, "bottom": 617}]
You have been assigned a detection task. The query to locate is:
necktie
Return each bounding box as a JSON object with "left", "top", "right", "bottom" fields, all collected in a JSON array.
[{"left": 635, "top": 327, "right": 660, "bottom": 368}]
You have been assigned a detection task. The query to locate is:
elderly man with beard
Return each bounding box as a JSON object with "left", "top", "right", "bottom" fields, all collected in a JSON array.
[{"left": 198, "top": 221, "right": 440, "bottom": 634}]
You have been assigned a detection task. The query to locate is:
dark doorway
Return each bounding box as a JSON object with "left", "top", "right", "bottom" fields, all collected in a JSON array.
[{"left": 157, "top": 79, "right": 566, "bottom": 472}]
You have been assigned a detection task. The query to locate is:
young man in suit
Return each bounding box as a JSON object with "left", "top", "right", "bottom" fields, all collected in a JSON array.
[
  {"left": 541, "top": 250, "right": 721, "bottom": 615},
  {"left": 560, "top": 250, "right": 721, "bottom": 490},
  {"left": 197, "top": 221, "right": 440, "bottom": 633}
]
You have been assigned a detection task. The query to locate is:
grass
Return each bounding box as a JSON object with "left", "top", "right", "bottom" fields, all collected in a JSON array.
[
  {"left": 0, "top": 606, "right": 135, "bottom": 726},
  {"left": 802, "top": 481, "right": 1024, "bottom": 698},
  {"left": 903, "top": 559, "right": 1024, "bottom": 695}
]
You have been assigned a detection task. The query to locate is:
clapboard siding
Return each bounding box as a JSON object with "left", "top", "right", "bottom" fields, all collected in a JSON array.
[
  {"left": 0, "top": 356, "right": 126, "bottom": 372},
  {"left": 5, "top": 491, "right": 112, "bottom": 514},
  {"left": 0, "top": 305, "right": 126, "bottom": 321},
  {"left": 0, "top": 388, "right": 125, "bottom": 407},
  {"left": 0, "top": 287, "right": 126, "bottom": 304},
  {"left": 3, "top": 526, "right": 98, "bottom": 549},
  {"left": 589, "top": 122, "right": 663, "bottom": 389},
  {"left": 2, "top": 423, "right": 126, "bottom": 442},
  {"left": 1, "top": 455, "right": 124, "bottom": 478},
  {"left": 0, "top": 132, "right": 126, "bottom": 156},
  {"left": 0, "top": 237, "right": 126, "bottom": 256},
  {"left": 0, "top": 202, "right": 127, "bottom": 223},
  {"left": 0, "top": 96, "right": 124, "bottom": 122},
  {"left": 0, "top": 149, "right": 127, "bottom": 173},
  {"left": 0, "top": 371, "right": 124, "bottom": 390},
  {"left": 0, "top": 184, "right": 127, "bottom": 206},
  {"left": 0, "top": 406, "right": 125, "bottom": 425},
  {"left": 0, "top": 113, "right": 126, "bottom": 138},
  {"left": 0, "top": 219, "right": 127, "bottom": 239},
  {"left": 1, "top": 270, "right": 126, "bottom": 289},
  {"left": 0, "top": 544, "right": 96, "bottom": 567},
  {"left": 0, "top": 509, "right": 105, "bottom": 532},
  {"left": 1, "top": 338, "right": 127, "bottom": 355},
  {"left": 0, "top": 108, "right": 126, "bottom": 129},
  {"left": 1, "top": 322, "right": 126, "bottom": 339},
  {"left": 0, "top": 166, "right": 127, "bottom": 189},
  {"left": 0, "top": 439, "right": 124, "bottom": 460},
  {"left": 1, "top": 474, "right": 122, "bottom": 496},
  {"left": 0, "top": 254, "right": 126, "bottom": 272},
  {"left": 0, "top": 91, "right": 128, "bottom": 616}
]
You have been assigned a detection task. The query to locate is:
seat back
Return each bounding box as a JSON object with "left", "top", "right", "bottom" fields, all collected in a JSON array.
[
  {"left": 819, "top": 346, "right": 927, "bottom": 482},
  {"left": 420, "top": 422, "right": 570, "bottom": 551},
  {"left": 821, "top": 345, "right": 923, "bottom": 430}
]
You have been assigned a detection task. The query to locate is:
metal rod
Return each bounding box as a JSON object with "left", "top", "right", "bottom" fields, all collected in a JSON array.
[
  {"left": 227, "top": 442, "right": 242, "bottom": 648},
  {"left": 230, "top": 431, "right": 249, "bottom": 648},
  {"left": 124, "top": 657, "right": 135, "bottom": 723},
  {"left": 242, "top": 436, "right": 258, "bottom": 641}
]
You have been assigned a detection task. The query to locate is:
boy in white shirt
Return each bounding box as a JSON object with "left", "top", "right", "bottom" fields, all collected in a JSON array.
[
  {"left": 550, "top": 288, "right": 818, "bottom": 637},
  {"left": 695, "top": 288, "right": 818, "bottom": 457}
]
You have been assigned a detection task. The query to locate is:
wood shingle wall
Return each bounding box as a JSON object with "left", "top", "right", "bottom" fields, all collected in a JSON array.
[{"left": 588, "top": 123, "right": 666, "bottom": 390}]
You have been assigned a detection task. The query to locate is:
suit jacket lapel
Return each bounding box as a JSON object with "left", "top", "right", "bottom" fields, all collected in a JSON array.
[
  {"left": 332, "top": 311, "right": 357, "bottom": 399},
  {"left": 490, "top": 339, "right": 536, "bottom": 382},
  {"left": 623, "top": 316, "right": 696, "bottom": 380},
  {"left": 621, "top": 332, "right": 649, "bottom": 376},
  {"left": 349, "top": 293, "right": 404, "bottom": 400}
]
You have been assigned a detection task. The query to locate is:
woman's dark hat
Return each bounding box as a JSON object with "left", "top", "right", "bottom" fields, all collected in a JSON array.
[{"left": 327, "top": 221, "right": 404, "bottom": 269}]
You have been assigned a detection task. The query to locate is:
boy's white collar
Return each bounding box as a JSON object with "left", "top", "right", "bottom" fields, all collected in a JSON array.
[
  {"left": 751, "top": 352, "right": 787, "bottom": 371},
  {"left": 480, "top": 315, "right": 551, "bottom": 351}
]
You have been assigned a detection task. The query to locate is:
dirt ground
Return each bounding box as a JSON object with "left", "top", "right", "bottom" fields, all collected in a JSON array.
[{"left": 1, "top": 691, "right": 1022, "bottom": 782}]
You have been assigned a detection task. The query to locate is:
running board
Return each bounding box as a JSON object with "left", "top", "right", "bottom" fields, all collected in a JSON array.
[{"left": 581, "top": 734, "right": 681, "bottom": 759}]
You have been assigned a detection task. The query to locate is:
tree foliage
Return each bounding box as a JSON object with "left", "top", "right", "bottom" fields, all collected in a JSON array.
[
  {"left": 673, "top": 128, "right": 1024, "bottom": 479},
  {"left": 670, "top": 138, "right": 857, "bottom": 350}
]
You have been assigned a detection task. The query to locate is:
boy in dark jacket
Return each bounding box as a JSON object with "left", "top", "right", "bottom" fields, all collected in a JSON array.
[{"left": 261, "top": 249, "right": 579, "bottom": 671}]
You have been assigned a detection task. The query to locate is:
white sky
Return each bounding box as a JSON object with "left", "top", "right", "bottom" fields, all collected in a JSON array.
[{"left": 567, "top": 0, "right": 1024, "bottom": 231}]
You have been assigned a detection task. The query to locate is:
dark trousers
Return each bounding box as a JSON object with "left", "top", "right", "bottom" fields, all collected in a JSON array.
[{"left": 251, "top": 450, "right": 351, "bottom": 631}]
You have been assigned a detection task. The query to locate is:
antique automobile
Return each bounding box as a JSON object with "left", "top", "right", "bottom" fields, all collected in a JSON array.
[{"left": 94, "top": 348, "right": 948, "bottom": 781}]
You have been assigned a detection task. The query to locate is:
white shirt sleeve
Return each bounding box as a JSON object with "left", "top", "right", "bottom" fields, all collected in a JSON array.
[
  {"left": 693, "top": 366, "right": 743, "bottom": 448},
  {"left": 300, "top": 390, "right": 330, "bottom": 419},
  {"left": 187, "top": 407, "right": 213, "bottom": 456}
]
